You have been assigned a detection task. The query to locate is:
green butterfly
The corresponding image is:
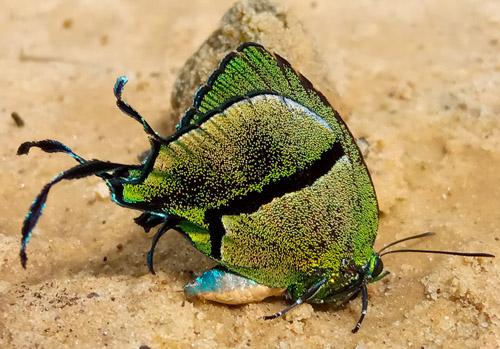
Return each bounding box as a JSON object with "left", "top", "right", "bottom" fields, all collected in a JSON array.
[{"left": 18, "top": 43, "right": 493, "bottom": 332}]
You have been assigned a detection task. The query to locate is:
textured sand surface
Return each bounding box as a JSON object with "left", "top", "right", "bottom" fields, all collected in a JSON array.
[{"left": 1, "top": 0, "right": 499, "bottom": 348}]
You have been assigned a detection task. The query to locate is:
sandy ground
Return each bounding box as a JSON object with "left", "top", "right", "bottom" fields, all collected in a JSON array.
[{"left": 1, "top": 0, "right": 500, "bottom": 348}]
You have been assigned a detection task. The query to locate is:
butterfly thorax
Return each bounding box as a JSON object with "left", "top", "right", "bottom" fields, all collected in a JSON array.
[{"left": 286, "top": 251, "right": 384, "bottom": 303}]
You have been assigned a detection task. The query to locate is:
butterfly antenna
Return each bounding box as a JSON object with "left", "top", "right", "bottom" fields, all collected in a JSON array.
[
  {"left": 378, "top": 232, "right": 435, "bottom": 254},
  {"left": 379, "top": 232, "right": 494, "bottom": 258},
  {"left": 380, "top": 249, "right": 494, "bottom": 258}
]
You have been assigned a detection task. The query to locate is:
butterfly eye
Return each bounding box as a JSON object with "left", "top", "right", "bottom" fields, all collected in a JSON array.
[{"left": 372, "top": 256, "right": 384, "bottom": 278}]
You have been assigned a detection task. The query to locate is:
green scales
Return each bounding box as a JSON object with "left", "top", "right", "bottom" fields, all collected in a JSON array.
[{"left": 18, "top": 43, "right": 493, "bottom": 332}]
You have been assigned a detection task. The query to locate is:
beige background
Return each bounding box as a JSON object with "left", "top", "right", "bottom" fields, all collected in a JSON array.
[{"left": 1, "top": 0, "right": 499, "bottom": 348}]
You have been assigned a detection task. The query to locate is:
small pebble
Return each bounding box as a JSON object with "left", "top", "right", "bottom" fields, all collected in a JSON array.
[
  {"left": 94, "top": 182, "right": 110, "bottom": 200},
  {"left": 11, "top": 112, "right": 25, "bottom": 127}
]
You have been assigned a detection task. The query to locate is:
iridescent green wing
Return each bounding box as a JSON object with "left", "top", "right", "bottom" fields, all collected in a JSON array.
[
  {"left": 173, "top": 43, "right": 378, "bottom": 265},
  {"left": 178, "top": 43, "right": 348, "bottom": 147},
  {"left": 177, "top": 43, "right": 374, "bottom": 212}
]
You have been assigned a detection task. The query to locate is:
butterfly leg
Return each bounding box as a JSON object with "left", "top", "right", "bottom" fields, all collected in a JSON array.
[
  {"left": 351, "top": 283, "right": 368, "bottom": 333},
  {"left": 263, "top": 278, "right": 328, "bottom": 320},
  {"left": 147, "top": 215, "right": 181, "bottom": 275}
]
